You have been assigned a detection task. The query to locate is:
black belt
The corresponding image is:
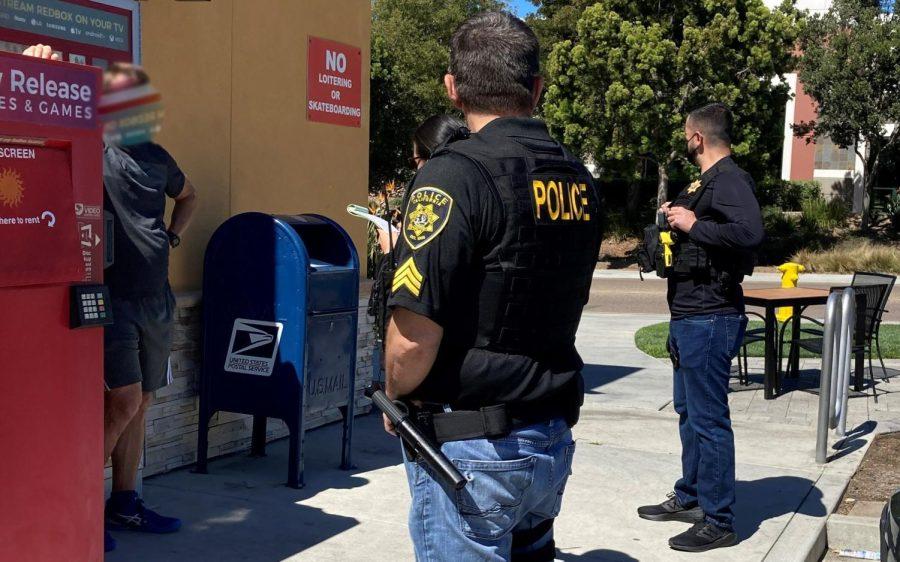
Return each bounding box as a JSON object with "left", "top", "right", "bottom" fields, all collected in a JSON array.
[
  {"left": 429, "top": 405, "right": 510, "bottom": 443},
  {"left": 414, "top": 401, "right": 573, "bottom": 444}
]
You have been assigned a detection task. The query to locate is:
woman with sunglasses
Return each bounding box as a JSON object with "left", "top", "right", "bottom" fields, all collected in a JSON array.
[
  {"left": 378, "top": 114, "right": 465, "bottom": 253},
  {"left": 370, "top": 114, "right": 465, "bottom": 348}
]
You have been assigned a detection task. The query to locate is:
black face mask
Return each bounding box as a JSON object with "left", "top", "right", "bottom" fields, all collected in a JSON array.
[{"left": 685, "top": 138, "right": 700, "bottom": 165}]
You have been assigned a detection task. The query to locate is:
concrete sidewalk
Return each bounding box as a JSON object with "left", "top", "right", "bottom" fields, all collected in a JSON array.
[
  {"left": 108, "top": 313, "right": 899, "bottom": 562},
  {"left": 592, "top": 269, "right": 858, "bottom": 285}
]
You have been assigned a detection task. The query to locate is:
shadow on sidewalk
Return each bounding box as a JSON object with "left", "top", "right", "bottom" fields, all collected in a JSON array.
[
  {"left": 732, "top": 367, "right": 899, "bottom": 396},
  {"left": 108, "top": 414, "right": 405, "bottom": 561},
  {"left": 582, "top": 364, "right": 643, "bottom": 395},
  {"left": 108, "top": 487, "right": 361, "bottom": 562},
  {"left": 828, "top": 420, "right": 877, "bottom": 462},
  {"left": 557, "top": 548, "right": 639, "bottom": 561},
  {"left": 734, "top": 476, "right": 826, "bottom": 541},
  {"left": 187, "top": 413, "right": 400, "bottom": 496}
]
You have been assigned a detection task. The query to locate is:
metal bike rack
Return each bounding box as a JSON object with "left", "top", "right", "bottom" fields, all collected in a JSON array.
[{"left": 816, "top": 287, "right": 856, "bottom": 464}]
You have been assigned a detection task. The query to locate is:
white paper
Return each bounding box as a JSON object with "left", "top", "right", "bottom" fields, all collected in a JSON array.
[{"left": 346, "top": 204, "right": 400, "bottom": 234}]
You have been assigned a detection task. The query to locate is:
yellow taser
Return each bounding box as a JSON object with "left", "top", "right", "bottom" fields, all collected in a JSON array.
[{"left": 660, "top": 231, "right": 675, "bottom": 268}]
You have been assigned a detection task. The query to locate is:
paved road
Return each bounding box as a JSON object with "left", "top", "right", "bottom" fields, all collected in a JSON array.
[{"left": 587, "top": 272, "right": 900, "bottom": 322}]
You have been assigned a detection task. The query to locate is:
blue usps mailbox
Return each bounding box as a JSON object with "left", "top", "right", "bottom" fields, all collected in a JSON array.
[{"left": 196, "top": 213, "right": 359, "bottom": 488}]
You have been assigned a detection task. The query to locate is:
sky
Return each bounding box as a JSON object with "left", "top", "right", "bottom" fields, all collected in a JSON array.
[{"left": 507, "top": 0, "right": 538, "bottom": 18}]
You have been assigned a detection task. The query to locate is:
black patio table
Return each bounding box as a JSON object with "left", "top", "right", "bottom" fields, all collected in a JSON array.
[{"left": 742, "top": 287, "right": 865, "bottom": 400}]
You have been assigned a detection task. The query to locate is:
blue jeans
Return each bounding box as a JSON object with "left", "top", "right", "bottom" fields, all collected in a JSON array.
[
  {"left": 403, "top": 418, "right": 575, "bottom": 561},
  {"left": 669, "top": 313, "right": 747, "bottom": 531}
]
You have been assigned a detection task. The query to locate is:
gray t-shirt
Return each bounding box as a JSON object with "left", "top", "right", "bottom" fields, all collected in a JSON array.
[{"left": 103, "top": 142, "right": 185, "bottom": 298}]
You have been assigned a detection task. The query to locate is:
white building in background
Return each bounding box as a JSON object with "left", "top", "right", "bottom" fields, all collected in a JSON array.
[{"left": 763, "top": 0, "right": 898, "bottom": 211}]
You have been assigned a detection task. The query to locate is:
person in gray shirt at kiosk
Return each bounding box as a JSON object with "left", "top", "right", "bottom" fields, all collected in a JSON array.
[{"left": 24, "top": 45, "right": 199, "bottom": 554}]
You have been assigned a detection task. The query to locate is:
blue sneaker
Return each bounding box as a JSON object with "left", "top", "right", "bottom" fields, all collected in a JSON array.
[
  {"left": 104, "top": 530, "right": 116, "bottom": 552},
  {"left": 106, "top": 491, "right": 182, "bottom": 534}
]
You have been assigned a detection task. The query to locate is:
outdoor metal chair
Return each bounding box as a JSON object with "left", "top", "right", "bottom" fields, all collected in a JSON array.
[
  {"left": 735, "top": 311, "right": 766, "bottom": 385},
  {"left": 854, "top": 272, "right": 897, "bottom": 382},
  {"left": 778, "top": 272, "right": 896, "bottom": 401}
]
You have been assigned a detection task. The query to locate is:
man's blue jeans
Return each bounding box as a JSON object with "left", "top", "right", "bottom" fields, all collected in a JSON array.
[
  {"left": 403, "top": 417, "right": 575, "bottom": 561},
  {"left": 669, "top": 313, "right": 747, "bottom": 531}
]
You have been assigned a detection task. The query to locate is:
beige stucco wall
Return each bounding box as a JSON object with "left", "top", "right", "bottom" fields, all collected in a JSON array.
[{"left": 140, "top": 0, "right": 371, "bottom": 292}]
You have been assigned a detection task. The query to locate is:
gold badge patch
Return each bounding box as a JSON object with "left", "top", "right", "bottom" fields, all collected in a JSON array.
[
  {"left": 686, "top": 180, "right": 702, "bottom": 194},
  {"left": 392, "top": 257, "right": 423, "bottom": 297},
  {"left": 403, "top": 186, "right": 454, "bottom": 250}
]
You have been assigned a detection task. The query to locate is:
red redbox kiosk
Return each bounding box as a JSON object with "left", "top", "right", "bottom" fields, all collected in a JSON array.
[{"left": 0, "top": 51, "right": 106, "bottom": 560}]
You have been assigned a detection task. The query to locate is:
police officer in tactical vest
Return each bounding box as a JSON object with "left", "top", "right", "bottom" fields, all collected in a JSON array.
[
  {"left": 637, "top": 103, "right": 763, "bottom": 552},
  {"left": 384, "top": 11, "right": 602, "bottom": 561}
]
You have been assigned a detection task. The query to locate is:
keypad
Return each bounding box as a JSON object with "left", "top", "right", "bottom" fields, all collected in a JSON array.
[
  {"left": 79, "top": 291, "right": 108, "bottom": 320},
  {"left": 71, "top": 285, "right": 113, "bottom": 328}
]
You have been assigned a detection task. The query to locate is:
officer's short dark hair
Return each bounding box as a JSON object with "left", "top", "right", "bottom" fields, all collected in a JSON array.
[
  {"left": 687, "top": 103, "right": 733, "bottom": 147},
  {"left": 449, "top": 12, "right": 540, "bottom": 115}
]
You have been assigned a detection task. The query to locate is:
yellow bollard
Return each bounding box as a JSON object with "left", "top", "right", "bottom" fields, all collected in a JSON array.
[{"left": 776, "top": 262, "right": 805, "bottom": 322}]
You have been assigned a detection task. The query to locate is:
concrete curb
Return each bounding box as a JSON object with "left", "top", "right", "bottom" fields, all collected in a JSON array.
[
  {"left": 827, "top": 509, "right": 883, "bottom": 553},
  {"left": 763, "top": 467, "right": 857, "bottom": 562},
  {"left": 825, "top": 420, "right": 900, "bottom": 556},
  {"left": 765, "top": 421, "right": 900, "bottom": 562}
]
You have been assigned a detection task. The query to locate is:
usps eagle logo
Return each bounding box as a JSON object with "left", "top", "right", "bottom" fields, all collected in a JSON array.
[
  {"left": 0, "top": 168, "right": 24, "bottom": 208},
  {"left": 224, "top": 319, "right": 284, "bottom": 376},
  {"left": 403, "top": 186, "right": 453, "bottom": 250}
]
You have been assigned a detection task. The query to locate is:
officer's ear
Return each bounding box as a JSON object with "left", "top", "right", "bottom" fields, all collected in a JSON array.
[
  {"left": 530, "top": 76, "right": 544, "bottom": 113},
  {"left": 444, "top": 74, "right": 464, "bottom": 110}
]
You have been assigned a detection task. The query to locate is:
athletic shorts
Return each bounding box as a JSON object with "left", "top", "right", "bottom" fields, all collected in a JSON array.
[{"left": 104, "top": 289, "right": 175, "bottom": 392}]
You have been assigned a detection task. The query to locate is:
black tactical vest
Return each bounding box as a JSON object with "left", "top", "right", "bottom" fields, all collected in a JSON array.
[
  {"left": 438, "top": 132, "right": 602, "bottom": 359},
  {"left": 669, "top": 168, "right": 755, "bottom": 282}
]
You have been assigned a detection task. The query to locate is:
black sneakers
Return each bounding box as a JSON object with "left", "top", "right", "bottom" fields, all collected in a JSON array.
[
  {"left": 668, "top": 521, "right": 737, "bottom": 552},
  {"left": 637, "top": 492, "right": 704, "bottom": 523},
  {"left": 639, "top": 492, "right": 738, "bottom": 552}
]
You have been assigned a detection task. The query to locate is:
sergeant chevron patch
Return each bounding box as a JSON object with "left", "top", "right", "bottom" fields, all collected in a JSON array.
[{"left": 392, "top": 257, "right": 423, "bottom": 297}]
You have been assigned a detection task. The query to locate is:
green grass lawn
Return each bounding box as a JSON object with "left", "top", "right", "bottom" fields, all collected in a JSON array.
[{"left": 634, "top": 321, "right": 900, "bottom": 359}]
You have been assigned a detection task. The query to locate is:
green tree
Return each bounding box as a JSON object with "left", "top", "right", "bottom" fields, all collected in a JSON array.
[
  {"left": 526, "top": 0, "right": 595, "bottom": 69},
  {"left": 370, "top": 0, "right": 502, "bottom": 190},
  {"left": 542, "top": 0, "right": 801, "bottom": 208},
  {"left": 794, "top": 0, "right": 900, "bottom": 229}
]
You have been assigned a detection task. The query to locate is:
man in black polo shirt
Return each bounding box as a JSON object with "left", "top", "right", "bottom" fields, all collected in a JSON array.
[
  {"left": 384, "top": 13, "right": 602, "bottom": 561},
  {"left": 638, "top": 103, "right": 763, "bottom": 552}
]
